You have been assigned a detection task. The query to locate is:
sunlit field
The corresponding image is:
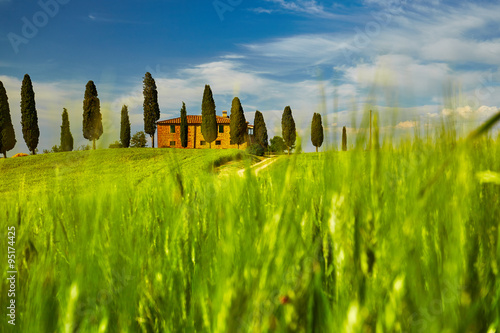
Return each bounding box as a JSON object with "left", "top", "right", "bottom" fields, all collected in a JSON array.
[{"left": 1, "top": 114, "right": 500, "bottom": 332}]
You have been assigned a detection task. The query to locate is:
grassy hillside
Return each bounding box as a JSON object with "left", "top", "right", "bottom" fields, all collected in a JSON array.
[
  {"left": 0, "top": 129, "right": 500, "bottom": 332},
  {"left": 0, "top": 148, "right": 246, "bottom": 197}
]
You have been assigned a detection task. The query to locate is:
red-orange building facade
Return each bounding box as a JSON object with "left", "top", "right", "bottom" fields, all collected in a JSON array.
[{"left": 157, "top": 111, "right": 253, "bottom": 149}]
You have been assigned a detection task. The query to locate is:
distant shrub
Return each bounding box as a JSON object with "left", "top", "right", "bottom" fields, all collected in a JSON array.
[
  {"left": 269, "top": 136, "right": 286, "bottom": 154},
  {"left": 246, "top": 143, "right": 265, "bottom": 156},
  {"left": 131, "top": 131, "right": 147, "bottom": 148},
  {"left": 109, "top": 141, "right": 123, "bottom": 149},
  {"left": 77, "top": 144, "right": 91, "bottom": 151},
  {"left": 52, "top": 145, "right": 62, "bottom": 153},
  {"left": 210, "top": 152, "right": 243, "bottom": 171},
  {"left": 43, "top": 145, "right": 63, "bottom": 154}
]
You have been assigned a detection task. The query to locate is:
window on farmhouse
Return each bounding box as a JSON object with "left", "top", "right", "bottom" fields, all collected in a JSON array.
[
  {"left": 170, "top": 141, "right": 176, "bottom": 146},
  {"left": 219, "top": 125, "right": 224, "bottom": 133},
  {"left": 216, "top": 141, "right": 221, "bottom": 146},
  {"left": 200, "top": 141, "right": 206, "bottom": 146},
  {"left": 170, "top": 125, "right": 176, "bottom": 133}
]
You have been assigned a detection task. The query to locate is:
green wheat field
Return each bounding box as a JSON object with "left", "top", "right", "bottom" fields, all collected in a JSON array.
[{"left": 1, "top": 114, "right": 500, "bottom": 332}]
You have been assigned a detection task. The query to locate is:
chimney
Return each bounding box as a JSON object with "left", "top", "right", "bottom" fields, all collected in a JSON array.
[{"left": 222, "top": 110, "right": 228, "bottom": 118}]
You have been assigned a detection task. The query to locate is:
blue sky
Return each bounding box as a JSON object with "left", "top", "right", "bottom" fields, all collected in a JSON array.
[{"left": 0, "top": 0, "right": 499, "bottom": 152}]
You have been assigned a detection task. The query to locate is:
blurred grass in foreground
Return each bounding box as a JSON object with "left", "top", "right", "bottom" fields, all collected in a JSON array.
[{"left": 0, "top": 113, "right": 500, "bottom": 332}]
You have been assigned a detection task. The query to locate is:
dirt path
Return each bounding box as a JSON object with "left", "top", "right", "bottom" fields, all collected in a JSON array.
[{"left": 237, "top": 156, "right": 279, "bottom": 177}]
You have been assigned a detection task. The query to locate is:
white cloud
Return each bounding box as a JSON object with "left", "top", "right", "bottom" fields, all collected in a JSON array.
[
  {"left": 396, "top": 120, "right": 417, "bottom": 129},
  {"left": 244, "top": 2, "right": 500, "bottom": 67},
  {"left": 441, "top": 105, "right": 499, "bottom": 120},
  {"left": 261, "top": 0, "right": 339, "bottom": 18},
  {"left": 250, "top": 7, "right": 274, "bottom": 14},
  {"left": 243, "top": 34, "right": 344, "bottom": 66},
  {"left": 339, "top": 54, "right": 451, "bottom": 97},
  {"left": 220, "top": 54, "right": 246, "bottom": 60},
  {"left": 420, "top": 38, "right": 500, "bottom": 65},
  {"left": 241, "top": 1, "right": 500, "bottom": 111}
]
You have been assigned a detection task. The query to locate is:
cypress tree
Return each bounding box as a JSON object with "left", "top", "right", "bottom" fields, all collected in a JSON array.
[
  {"left": 20, "top": 74, "right": 40, "bottom": 155},
  {"left": 254, "top": 110, "right": 268, "bottom": 149},
  {"left": 60, "top": 108, "right": 73, "bottom": 152},
  {"left": 143, "top": 72, "right": 160, "bottom": 148},
  {"left": 82, "top": 80, "right": 103, "bottom": 150},
  {"left": 180, "top": 102, "right": 188, "bottom": 148},
  {"left": 0, "top": 81, "right": 16, "bottom": 158},
  {"left": 342, "top": 126, "right": 347, "bottom": 151},
  {"left": 120, "top": 105, "right": 131, "bottom": 148},
  {"left": 229, "top": 97, "right": 247, "bottom": 149},
  {"left": 281, "top": 106, "right": 296, "bottom": 155},
  {"left": 201, "top": 85, "right": 217, "bottom": 148},
  {"left": 311, "top": 113, "right": 324, "bottom": 153}
]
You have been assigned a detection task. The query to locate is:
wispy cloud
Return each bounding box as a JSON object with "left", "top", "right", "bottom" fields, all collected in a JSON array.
[
  {"left": 250, "top": 7, "right": 274, "bottom": 14},
  {"left": 87, "top": 13, "right": 147, "bottom": 24},
  {"left": 220, "top": 54, "right": 247, "bottom": 60},
  {"left": 242, "top": 34, "right": 345, "bottom": 67},
  {"left": 260, "top": 0, "right": 339, "bottom": 19},
  {"left": 241, "top": 1, "right": 500, "bottom": 106},
  {"left": 364, "top": 0, "right": 440, "bottom": 7}
]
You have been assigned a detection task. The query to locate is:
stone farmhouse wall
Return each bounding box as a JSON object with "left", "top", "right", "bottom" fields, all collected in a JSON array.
[{"left": 157, "top": 115, "right": 251, "bottom": 149}]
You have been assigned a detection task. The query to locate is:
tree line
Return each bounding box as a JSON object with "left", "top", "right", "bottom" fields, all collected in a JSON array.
[
  {"left": 0, "top": 73, "right": 161, "bottom": 156},
  {"left": 0, "top": 72, "right": 349, "bottom": 157}
]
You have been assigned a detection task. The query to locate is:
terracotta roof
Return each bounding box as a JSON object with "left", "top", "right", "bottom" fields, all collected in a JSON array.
[{"left": 158, "top": 115, "right": 231, "bottom": 125}]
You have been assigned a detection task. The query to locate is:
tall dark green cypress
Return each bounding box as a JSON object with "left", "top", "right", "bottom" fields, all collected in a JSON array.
[
  {"left": 120, "top": 105, "right": 131, "bottom": 148},
  {"left": 281, "top": 106, "right": 296, "bottom": 155},
  {"left": 201, "top": 85, "right": 217, "bottom": 148},
  {"left": 311, "top": 113, "right": 324, "bottom": 153},
  {"left": 229, "top": 97, "right": 247, "bottom": 149},
  {"left": 254, "top": 110, "right": 268, "bottom": 149},
  {"left": 143, "top": 72, "right": 160, "bottom": 148},
  {"left": 0, "top": 81, "right": 16, "bottom": 158},
  {"left": 60, "top": 108, "right": 73, "bottom": 152},
  {"left": 20, "top": 74, "right": 39, "bottom": 155},
  {"left": 82, "top": 80, "right": 103, "bottom": 150},
  {"left": 342, "top": 126, "right": 347, "bottom": 151},
  {"left": 180, "top": 102, "right": 188, "bottom": 148}
]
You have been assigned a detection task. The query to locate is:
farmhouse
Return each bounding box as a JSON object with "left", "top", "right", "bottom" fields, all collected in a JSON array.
[{"left": 157, "top": 111, "right": 254, "bottom": 149}]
